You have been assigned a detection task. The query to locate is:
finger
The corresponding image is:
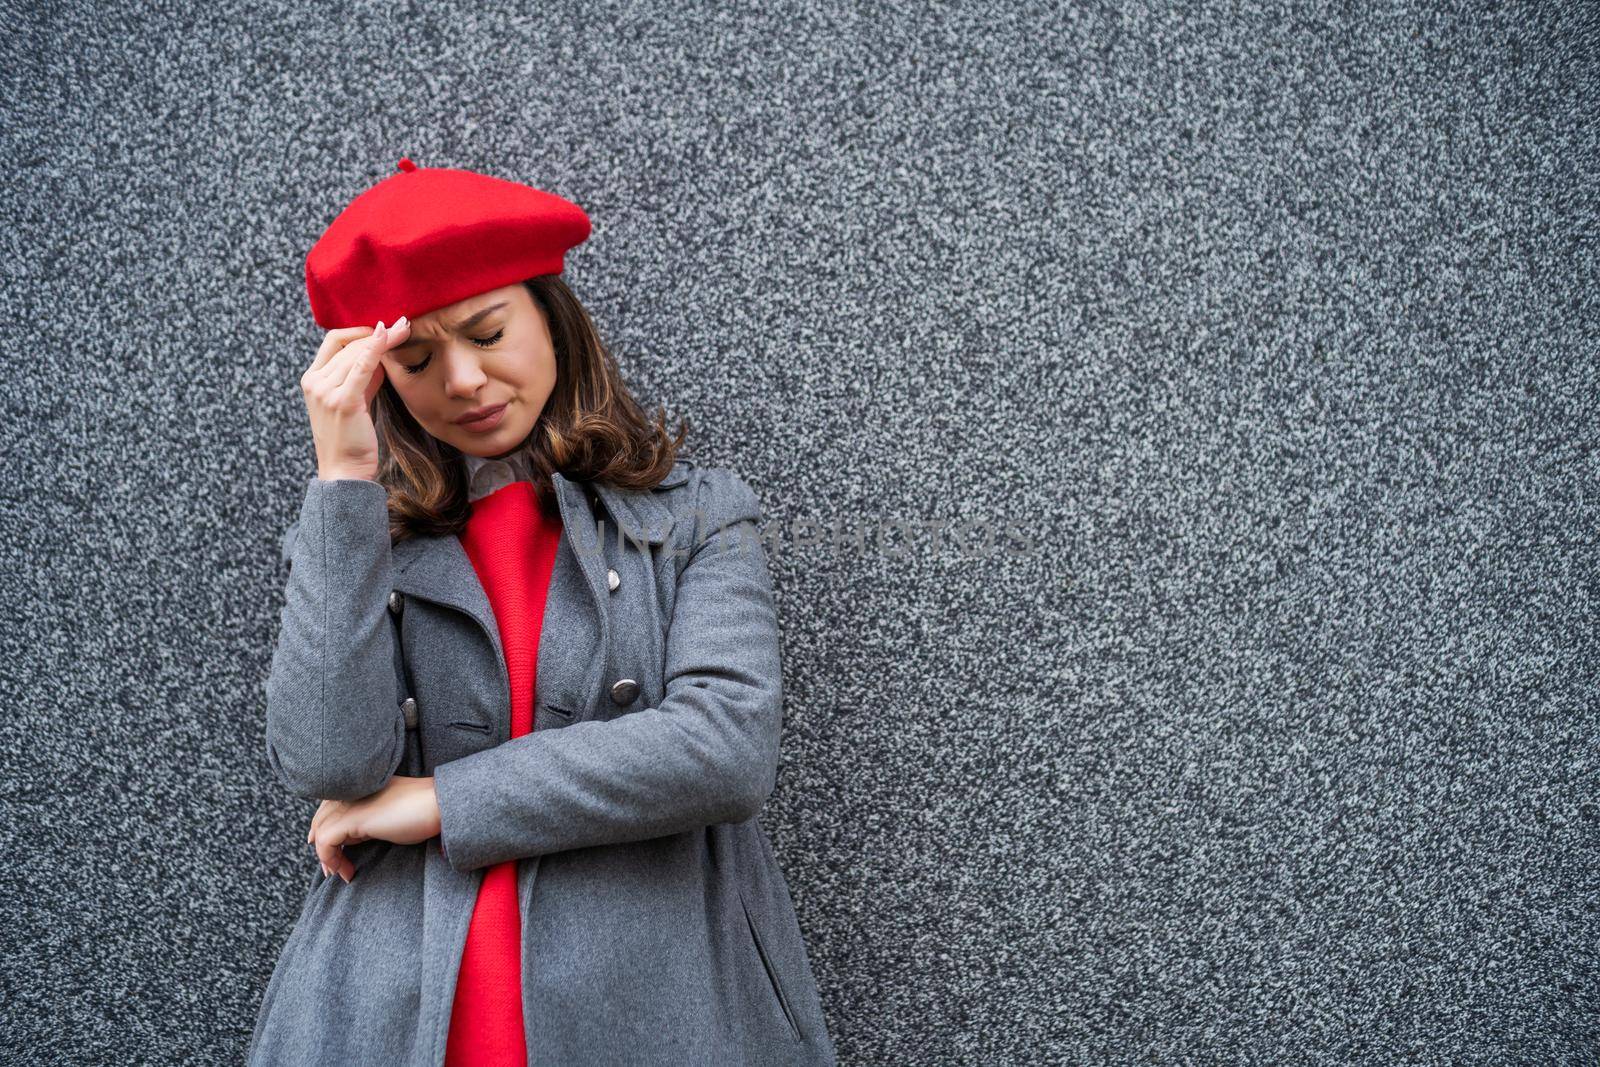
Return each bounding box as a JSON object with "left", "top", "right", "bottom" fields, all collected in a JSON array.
[
  {"left": 309, "top": 318, "right": 397, "bottom": 389},
  {"left": 332, "top": 341, "right": 383, "bottom": 403},
  {"left": 332, "top": 846, "right": 353, "bottom": 883},
  {"left": 309, "top": 799, "right": 340, "bottom": 842},
  {"left": 355, "top": 316, "right": 410, "bottom": 372},
  {"left": 309, "top": 799, "right": 327, "bottom": 842},
  {"left": 315, "top": 805, "right": 372, "bottom": 879},
  {"left": 313, "top": 813, "right": 348, "bottom": 872},
  {"left": 318, "top": 839, "right": 350, "bottom": 880},
  {"left": 332, "top": 318, "right": 390, "bottom": 386},
  {"left": 310, "top": 325, "right": 377, "bottom": 374},
  {"left": 321, "top": 825, "right": 357, "bottom": 883},
  {"left": 333, "top": 330, "right": 393, "bottom": 401},
  {"left": 363, "top": 355, "right": 388, "bottom": 407}
]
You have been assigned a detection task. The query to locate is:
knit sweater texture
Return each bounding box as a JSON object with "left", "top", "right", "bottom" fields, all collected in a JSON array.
[{"left": 443, "top": 476, "right": 563, "bottom": 1065}]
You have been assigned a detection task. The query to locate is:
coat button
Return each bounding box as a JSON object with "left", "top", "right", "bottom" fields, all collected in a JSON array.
[
  {"left": 388, "top": 590, "right": 404, "bottom": 615},
  {"left": 608, "top": 678, "right": 640, "bottom": 706},
  {"left": 400, "top": 697, "right": 418, "bottom": 729},
  {"left": 607, "top": 568, "right": 620, "bottom": 592}
]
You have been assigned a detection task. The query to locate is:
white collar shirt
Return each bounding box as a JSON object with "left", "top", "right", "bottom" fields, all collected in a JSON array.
[{"left": 463, "top": 447, "right": 540, "bottom": 503}]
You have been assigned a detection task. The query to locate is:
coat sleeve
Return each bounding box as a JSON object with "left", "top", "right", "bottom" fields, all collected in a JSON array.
[
  {"left": 263, "top": 476, "right": 407, "bottom": 801},
  {"left": 430, "top": 468, "right": 784, "bottom": 871}
]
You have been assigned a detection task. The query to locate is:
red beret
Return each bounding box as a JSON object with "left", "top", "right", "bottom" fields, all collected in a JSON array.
[{"left": 305, "top": 157, "right": 592, "bottom": 329}]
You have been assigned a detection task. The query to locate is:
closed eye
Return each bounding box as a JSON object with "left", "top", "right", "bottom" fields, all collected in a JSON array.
[{"left": 401, "top": 329, "right": 504, "bottom": 375}]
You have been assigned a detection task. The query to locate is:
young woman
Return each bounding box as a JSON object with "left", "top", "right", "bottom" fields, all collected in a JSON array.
[{"left": 247, "top": 159, "right": 836, "bottom": 1067}]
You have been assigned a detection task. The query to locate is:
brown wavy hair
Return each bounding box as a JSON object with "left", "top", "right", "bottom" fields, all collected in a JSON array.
[{"left": 370, "top": 275, "right": 688, "bottom": 543}]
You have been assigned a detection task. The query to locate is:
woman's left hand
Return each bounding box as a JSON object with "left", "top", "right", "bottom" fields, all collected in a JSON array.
[{"left": 308, "top": 775, "right": 441, "bottom": 883}]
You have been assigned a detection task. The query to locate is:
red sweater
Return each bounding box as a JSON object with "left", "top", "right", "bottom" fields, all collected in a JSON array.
[{"left": 444, "top": 480, "right": 563, "bottom": 1066}]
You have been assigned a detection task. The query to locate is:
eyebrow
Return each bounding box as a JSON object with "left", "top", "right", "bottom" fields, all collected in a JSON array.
[{"left": 392, "top": 301, "right": 508, "bottom": 350}]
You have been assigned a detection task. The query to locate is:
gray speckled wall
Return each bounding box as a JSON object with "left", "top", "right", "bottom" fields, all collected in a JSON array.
[{"left": 2, "top": 0, "right": 1594, "bottom": 1062}]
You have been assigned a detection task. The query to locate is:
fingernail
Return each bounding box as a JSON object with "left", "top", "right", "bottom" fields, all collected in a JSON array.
[
  {"left": 376, "top": 320, "right": 386, "bottom": 333},
  {"left": 396, "top": 315, "right": 408, "bottom": 328}
]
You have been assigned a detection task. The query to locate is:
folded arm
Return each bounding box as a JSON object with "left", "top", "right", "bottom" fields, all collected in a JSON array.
[
  {"left": 264, "top": 476, "right": 406, "bottom": 801},
  {"left": 431, "top": 469, "right": 783, "bottom": 871}
]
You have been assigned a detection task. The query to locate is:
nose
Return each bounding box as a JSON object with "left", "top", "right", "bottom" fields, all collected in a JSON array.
[{"left": 441, "top": 344, "right": 489, "bottom": 399}]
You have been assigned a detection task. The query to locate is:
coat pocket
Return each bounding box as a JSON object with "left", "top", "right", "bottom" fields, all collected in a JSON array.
[{"left": 739, "top": 884, "right": 802, "bottom": 1041}]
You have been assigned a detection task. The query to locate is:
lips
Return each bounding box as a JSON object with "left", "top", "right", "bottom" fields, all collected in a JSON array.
[
  {"left": 454, "top": 403, "right": 508, "bottom": 431},
  {"left": 454, "top": 402, "right": 507, "bottom": 427}
]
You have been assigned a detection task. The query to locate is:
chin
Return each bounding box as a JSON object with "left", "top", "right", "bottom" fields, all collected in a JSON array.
[{"left": 460, "top": 423, "right": 534, "bottom": 457}]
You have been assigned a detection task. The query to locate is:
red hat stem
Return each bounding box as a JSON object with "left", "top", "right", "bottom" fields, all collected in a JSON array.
[{"left": 397, "top": 157, "right": 417, "bottom": 172}]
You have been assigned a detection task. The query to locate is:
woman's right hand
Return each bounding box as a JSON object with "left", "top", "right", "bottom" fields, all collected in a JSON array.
[{"left": 302, "top": 317, "right": 412, "bottom": 481}]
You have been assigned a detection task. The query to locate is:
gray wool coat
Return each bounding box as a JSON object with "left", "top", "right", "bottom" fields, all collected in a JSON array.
[{"left": 246, "top": 457, "right": 837, "bottom": 1067}]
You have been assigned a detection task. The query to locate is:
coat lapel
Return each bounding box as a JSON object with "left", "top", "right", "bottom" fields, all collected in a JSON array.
[
  {"left": 395, "top": 464, "right": 694, "bottom": 1056},
  {"left": 591, "top": 476, "right": 682, "bottom": 547},
  {"left": 388, "top": 471, "right": 673, "bottom": 735}
]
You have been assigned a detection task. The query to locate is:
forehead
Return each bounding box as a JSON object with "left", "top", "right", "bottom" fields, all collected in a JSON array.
[{"left": 413, "top": 284, "right": 525, "bottom": 330}]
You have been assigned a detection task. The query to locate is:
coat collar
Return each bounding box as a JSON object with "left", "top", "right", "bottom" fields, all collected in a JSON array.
[
  {"left": 388, "top": 462, "right": 691, "bottom": 629},
  {"left": 590, "top": 476, "right": 679, "bottom": 547}
]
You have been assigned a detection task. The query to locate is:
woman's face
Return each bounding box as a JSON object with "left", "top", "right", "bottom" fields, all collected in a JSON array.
[{"left": 380, "top": 282, "right": 556, "bottom": 458}]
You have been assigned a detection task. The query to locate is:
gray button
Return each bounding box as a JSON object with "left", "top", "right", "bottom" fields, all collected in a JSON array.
[
  {"left": 388, "top": 590, "right": 404, "bottom": 615},
  {"left": 607, "top": 568, "right": 620, "bottom": 592},
  {"left": 400, "top": 697, "right": 418, "bottom": 729},
  {"left": 609, "top": 678, "right": 640, "bottom": 706}
]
